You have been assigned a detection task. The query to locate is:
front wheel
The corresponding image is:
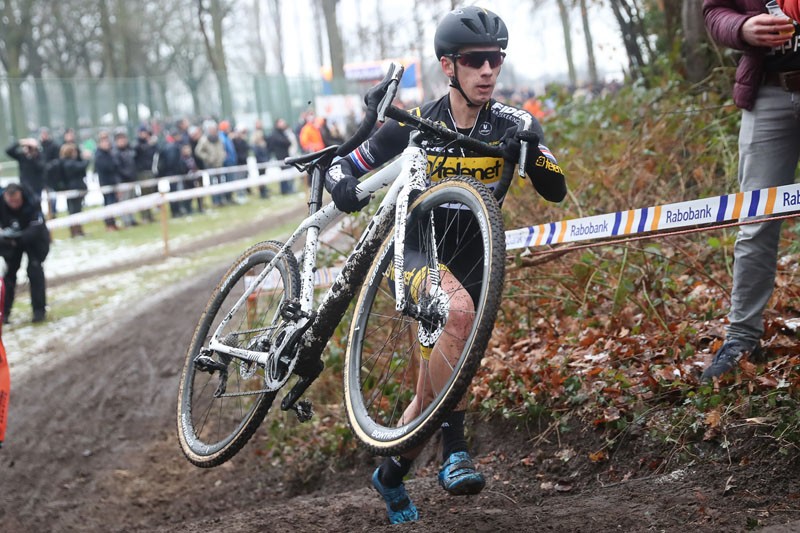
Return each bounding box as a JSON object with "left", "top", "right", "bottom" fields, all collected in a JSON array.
[
  {"left": 344, "top": 176, "right": 505, "bottom": 456},
  {"left": 177, "top": 240, "right": 301, "bottom": 467}
]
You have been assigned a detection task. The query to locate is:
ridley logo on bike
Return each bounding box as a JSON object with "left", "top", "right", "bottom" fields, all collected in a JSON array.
[
  {"left": 371, "top": 426, "right": 409, "bottom": 440},
  {"left": 478, "top": 122, "right": 492, "bottom": 136}
]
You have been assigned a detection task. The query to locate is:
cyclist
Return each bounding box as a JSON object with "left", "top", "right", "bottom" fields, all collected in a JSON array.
[{"left": 326, "top": 6, "right": 567, "bottom": 524}]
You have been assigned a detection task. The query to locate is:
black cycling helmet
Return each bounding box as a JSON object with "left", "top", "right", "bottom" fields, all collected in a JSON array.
[{"left": 434, "top": 6, "right": 509, "bottom": 59}]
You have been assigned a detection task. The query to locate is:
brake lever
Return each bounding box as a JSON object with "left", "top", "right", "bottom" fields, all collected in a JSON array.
[
  {"left": 377, "top": 64, "right": 405, "bottom": 123},
  {"left": 517, "top": 114, "right": 533, "bottom": 178}
]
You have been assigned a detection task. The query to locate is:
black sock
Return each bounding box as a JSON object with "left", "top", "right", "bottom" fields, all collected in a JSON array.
[
  {"left": 379, "top": 455, "right": 413, "bottom": 488},
  {"left": 441, "top": 410, "right": 467, "bottom": 461}
]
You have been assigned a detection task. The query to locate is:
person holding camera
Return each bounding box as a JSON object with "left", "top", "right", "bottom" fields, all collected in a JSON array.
[
  {"left": 5, "top": 139, "right": 46, "bottom": 203},
  {"left": 0, "top": 183, "right": 49, "bottom": 324}
]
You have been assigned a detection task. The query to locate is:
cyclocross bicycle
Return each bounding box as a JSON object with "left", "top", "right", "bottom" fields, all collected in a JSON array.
[{"left": 177, "top": 64, "right": 535, "bottom": 467}]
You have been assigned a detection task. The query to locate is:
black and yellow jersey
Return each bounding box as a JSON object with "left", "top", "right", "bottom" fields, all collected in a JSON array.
[{"left": 326, "top": 94, "right": 565, "bottom": 203}]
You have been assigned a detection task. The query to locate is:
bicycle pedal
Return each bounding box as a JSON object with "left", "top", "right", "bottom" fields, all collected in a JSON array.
[{"left": 291, "top": 399, "right": 314, "bottom": 423}]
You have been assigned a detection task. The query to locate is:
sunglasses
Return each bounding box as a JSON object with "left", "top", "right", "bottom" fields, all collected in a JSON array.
[{"left": 451, "top": 51, "right": 506, "bottom": 69}]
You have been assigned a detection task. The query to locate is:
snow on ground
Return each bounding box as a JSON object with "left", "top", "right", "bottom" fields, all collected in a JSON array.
[{"left": 3, "top": 195, "right": 352, "bottom": 383}]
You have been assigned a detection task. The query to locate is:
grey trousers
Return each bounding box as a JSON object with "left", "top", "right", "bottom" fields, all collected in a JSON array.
[{"left": 729, "top": 85, "right": 800, "bottom": 345}]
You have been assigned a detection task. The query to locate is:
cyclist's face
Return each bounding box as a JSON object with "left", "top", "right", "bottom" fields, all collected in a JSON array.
[{"left": 443, "top": 45, "right": 502, "bottom": 105}]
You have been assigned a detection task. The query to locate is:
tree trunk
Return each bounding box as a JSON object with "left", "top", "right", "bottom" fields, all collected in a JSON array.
[
  {"left": 99, "top": 0, "right": 121, "bottom": 124},
  {"left": 555, "top": 0, "right": 577, "bottom": 87},
  {"left": 609, "top": 0, "right": 648, "bottom": 80},
  {"left": 579, "top": 0, "right": 599, "bottom": 85},
  {"left": 59, "top": 78, "right": 79, "bottom": 132},
  {"left": 320, "top": 0, "right": 346, "bottom": 94},
  {"left": 197, "top": 0, "right": 233, "bottom": 118},
  {"left": 7, "top": 76, "right": 26, "bottom": 139},
  {"left": 682, "top": 0, "right": 709, "bottom": 83}
]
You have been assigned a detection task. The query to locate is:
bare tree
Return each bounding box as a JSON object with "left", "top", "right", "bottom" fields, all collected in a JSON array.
[
  {"left": 0, "top": 0, "right": 37, "bottom": 137},
  {"left": 681, "top": 0, "right": 708, "bottom": 83},
  {"left": 608, "top": 0, "right": 653, "bottom": 80},
  {"left": 197, "top": 0, "right": 234, "bottom": 118},
  {"left": 579, "top": 0, "right": 599, "bottom": 85},
  {"left": 533, "top": 0, "right": 577, "bottom": 86},
  {"left": 319, "top": 0, "right": 346, "bottom": 92}
]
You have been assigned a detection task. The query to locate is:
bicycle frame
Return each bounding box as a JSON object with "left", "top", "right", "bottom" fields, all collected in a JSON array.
[{"left": 206, "top": 141, "right": 430, "bottom": 389}]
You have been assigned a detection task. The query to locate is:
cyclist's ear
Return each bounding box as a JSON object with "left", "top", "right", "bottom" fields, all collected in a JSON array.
[{"left": 364, "top": 69, "right": 395, "bottom": 110}]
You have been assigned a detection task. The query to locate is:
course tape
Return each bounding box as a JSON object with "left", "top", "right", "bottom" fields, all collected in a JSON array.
[{"left": 505, "top": 183, "right": 800, "bottom": 250}]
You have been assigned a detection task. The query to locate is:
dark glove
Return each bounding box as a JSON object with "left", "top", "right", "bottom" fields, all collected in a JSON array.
[
  {"left": 331, "top": 177, "right": 369, "bottom": 213},
  {"left": 500, "top": 126, "right": 540, "bottom": 163},
  {"left": 364, "top": 68, "right": 395, "bottom": 110}
]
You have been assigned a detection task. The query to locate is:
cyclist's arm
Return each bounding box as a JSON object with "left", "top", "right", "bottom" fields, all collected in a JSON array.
[
  {"left": 526, "top": 140, "right": 567, "bottom": 202},
  {"left": 511, "top": 120, "right": 567, "bottom": 203},
  {"left": 325, "top": 119, "right": 411, "bottom": 192}
]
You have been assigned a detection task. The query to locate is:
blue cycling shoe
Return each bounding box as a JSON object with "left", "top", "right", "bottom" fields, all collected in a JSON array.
[
  {"left": 438, "top": 451, "right": 485, "bottom": 495},
  {"left": 371, "top": 467, "right": 419, "bottom": 524}
]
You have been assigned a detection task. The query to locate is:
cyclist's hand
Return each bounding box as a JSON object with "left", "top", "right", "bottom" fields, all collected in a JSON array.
[
  {"left": 500, "top": 126, "right": 540, "bottom": 162},
  {"left": 364, "top": 69, "right": 395, "bottom": 110},
  {"left": 331, "top": 177, "right": 369, "bottom": 213}
]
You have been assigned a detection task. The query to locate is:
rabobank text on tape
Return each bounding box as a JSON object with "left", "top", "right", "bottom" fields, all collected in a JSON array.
[{"left": 505, "top": 183, "right": 800, "bottom": 250}]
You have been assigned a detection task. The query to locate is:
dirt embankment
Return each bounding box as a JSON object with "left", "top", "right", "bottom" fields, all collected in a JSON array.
[{"left": 1, "top": 219, "right": 800, "bottom": 532}]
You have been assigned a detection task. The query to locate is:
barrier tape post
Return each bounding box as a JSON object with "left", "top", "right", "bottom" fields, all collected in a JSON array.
[{"left": 158, "top": 179, "right": 170, "bottom": 257}]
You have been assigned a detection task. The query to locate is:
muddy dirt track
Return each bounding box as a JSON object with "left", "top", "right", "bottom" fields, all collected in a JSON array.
[{"left": 2, "top": 263, "right": 800, "bottom": 532}]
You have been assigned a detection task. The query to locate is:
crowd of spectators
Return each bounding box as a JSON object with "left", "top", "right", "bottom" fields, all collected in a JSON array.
[{"left": 1, "top": 114, "right": 335, "bottom": 237}]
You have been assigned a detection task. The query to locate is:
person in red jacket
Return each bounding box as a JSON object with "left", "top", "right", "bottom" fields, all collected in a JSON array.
[{"left": 701, "top": 0, "right": 798, "bottom": 380}]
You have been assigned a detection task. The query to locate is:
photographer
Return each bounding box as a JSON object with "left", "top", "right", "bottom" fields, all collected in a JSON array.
[
  {"left": 5, "top": 138, "right": 46, "bottom": 202},
  {"left": 0, "top": 183, "right": 49, "bottom": 324}
]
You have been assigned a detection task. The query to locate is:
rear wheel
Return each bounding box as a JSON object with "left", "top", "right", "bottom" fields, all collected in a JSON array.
[
  {"left": 177, "top": 240, "right": 300, "bottom": 467},
  {"left": 344, "top": 177, "right": 505, "bottom": 456}
]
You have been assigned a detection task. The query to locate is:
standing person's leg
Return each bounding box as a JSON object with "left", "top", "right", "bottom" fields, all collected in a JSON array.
[
  {"left": 1, "top": 248, "right": 23, "bottom": 323},
  {"left": 703, "top": 86, "right": 800, "bottom": 379},
  {"left": 26, "top": 252, "right": 46, "bottom": 322},
  {"left": 103, "top": 191, "right": 118, "bottom": 230}
]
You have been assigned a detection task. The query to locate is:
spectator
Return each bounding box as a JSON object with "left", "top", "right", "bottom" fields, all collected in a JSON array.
[
  {"left": 298, "top": 114, "right": 325, "bottom": 153},
  {"left": 251, "top": 128, "right": 271, "bottom": 199},
  {"left": 218, "top": 120, "right": 237, "bottom": 204},
  {"left": 187, "top": 125, "right": 205, "bottom": 170},
  {"left": 45, "top": 143, "right": 90, "bottom": 237},
  {"left": 232, "top": 125, "right": 250, "bottom": 200},
  {"left": 158, "top": 135, "right": 188, "bottom": 217},
  {"left": 134, "top": 125, "right": 158, "bottom": 223},
  {"left": 112, "top": 131, "right": 138, "bottom": 227},
  {"left": 701, "top": 1, "right": 798, "bottom": 380},
  {"left": 319, "top": 117, "right": 344, "bottom": 146},
  {"left": 5, "top": 138, "right": 45, "bottom": 203},
  {"left": 39, "top": 128, "right": 61, "bottom": 218},
  {"left": 267, "top": 118, "right": 295, "bottom": 195},
  {"left": 195, "top": 122, "right": 227, "bottom": 207},
  {"left": 180, "top": 143, "right": 203, "bottom": 214},
  {"left": 0, "top": 183, "right": 50, "bottom": 324},
  {"left": 39, "top": 128, "right": 60, "bottom": 162},
  {"left": 94, "top": 133, "right": 120, "bottom": 231}
]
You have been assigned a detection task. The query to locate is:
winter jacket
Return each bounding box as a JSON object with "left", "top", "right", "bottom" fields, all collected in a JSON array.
[
  {"left": 0, "top": 186, "right": 49, "bottom": 262},
  {"left": 113, "top": 144, "right": 137, "bottom": 183},
  {"left": 5, "top": 143, "right": 46, "bottom": 199},
  {"left": 194, "top": 135, "right": 226, "bottom": 169},
  {"left": 45, "top": 158, "right": 89, "bottom": 191},
  {"left": 94, "top": 148, "right": 119, "bottom": 187},
  {"left": 157, "top": 142, "right": 186, "bottom": 177},
  {"left": 266, "top": 129, "right": 292, "bottom": 162},
  {"left": 704, "top": 0, "right": 773, "bottom": 110},
  {"left": 134, "top": 138, "right": 158, "bottom": 174}
]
